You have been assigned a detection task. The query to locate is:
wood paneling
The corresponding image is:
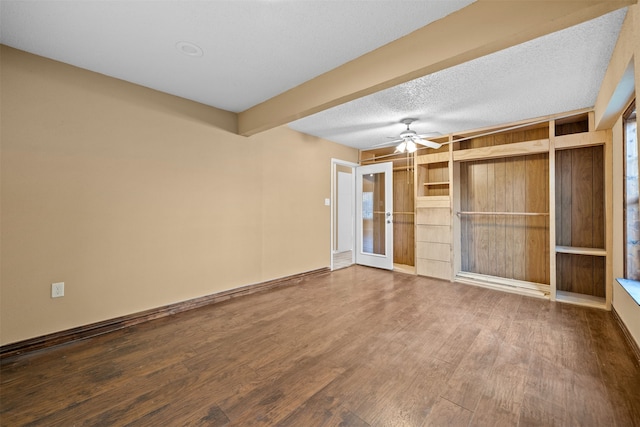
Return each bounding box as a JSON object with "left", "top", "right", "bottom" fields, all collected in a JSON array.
[
  {"left": 2, "top": 266, "right": 639, "bottom": 425},
  {"left": 460, "top": 154, "right": 549, "bottom": 284},
  {"left": 555, "top": 118, "right": 589, "bottom": 136},
  {"left": 556, "top": 253, "right": 606, "bottom": 297},
  {"left": 456, "top": 125, "right": 549, "bottom": 151},
  {"left": 453, "top": 139, "right": 549, "bottom": 162},
  {"left": 393, "top": 169, "right": 414, "bottom": 266}
]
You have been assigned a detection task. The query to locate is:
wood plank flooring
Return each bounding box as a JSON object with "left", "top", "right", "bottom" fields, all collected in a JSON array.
[{"left": 2, "top": 266, "right": 639, "bottom": 426}]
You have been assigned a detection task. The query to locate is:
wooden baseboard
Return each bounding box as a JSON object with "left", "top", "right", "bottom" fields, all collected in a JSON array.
[
  {"left": 612, "top": 306, "right": 640, "bottom": 365},
  {"left": 0, "top": 268, "right": 330, "bottom": 360}
]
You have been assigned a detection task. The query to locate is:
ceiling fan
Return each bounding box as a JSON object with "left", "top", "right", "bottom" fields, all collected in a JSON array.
[{"left": 386, "top": 118, "right": 442, "bottom": 153}]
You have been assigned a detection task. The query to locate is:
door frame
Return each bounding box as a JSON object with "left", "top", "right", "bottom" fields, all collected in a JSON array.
[{"left": 330, "top": 158, "right": 358, "bottom": 271}]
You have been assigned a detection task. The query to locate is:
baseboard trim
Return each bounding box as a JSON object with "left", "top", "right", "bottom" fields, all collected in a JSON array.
[
  {"left": 0, "top": 267, "right": 330, "bottom": 360},
  {"left": 612, "top": 306, "right": 640, "bottom": 365}
]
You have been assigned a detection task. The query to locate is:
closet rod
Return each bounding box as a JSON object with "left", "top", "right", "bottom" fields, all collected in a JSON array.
[
  {"left": 457, "top": 211, "right": 549, "bottom": 216},
  {"left": 372, "top": 211, "right": 415, "bottom": 215}
]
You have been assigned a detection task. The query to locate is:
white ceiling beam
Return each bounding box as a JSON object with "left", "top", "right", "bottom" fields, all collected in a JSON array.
[{"left": 238, "top": 0, "right": 635, "bottom": 137}]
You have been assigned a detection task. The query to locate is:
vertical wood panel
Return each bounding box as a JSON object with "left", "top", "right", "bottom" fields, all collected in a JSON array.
[
  {"left": 393, "top": 170, "right": 414, "bottom": 266},
  {"left": 593, "top": 256, "right": 606, "bottom": 298},
  {"left": 512, "top": 156, "right": 527, "bottom": 281},
  {"left": 494, "top": 159, "right": 507, "bottom": 279},
  {"left": 592, "top": 146, "right": 605, "bottom": 248},
  {"left": 557, "top": 254, "right": 605, "bottom": 297},
  {"left": 486, "top": 161, "right": 497, "bottom": 276},
  {"left": 504, "top": 159, "right": 515, "bottom": 280},
  {"left": 560, "top": 150, "right": 573, "bottom": 246},
  {"left": 525, "top": 154, "right": 549, "bottom": 284},
  {"left": 571, "top": 148, "right": 594, "bottom": 248},
  {"left": 475, "top": 162, "right": 490, "bottom": 275}
]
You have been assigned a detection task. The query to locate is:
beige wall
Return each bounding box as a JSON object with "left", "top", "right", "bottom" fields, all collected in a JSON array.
[
  {"left": 595, "top": 5, "right": 639, "bottom": 349},
  {"left": 0, "top": 46, "right": 358, "bottom": 345}
]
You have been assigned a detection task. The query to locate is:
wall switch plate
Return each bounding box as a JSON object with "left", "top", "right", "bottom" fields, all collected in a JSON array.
[
  {"left": 51, "top": 282, "right": 64, "bottom": 298},
  {"left": 324, "top": 198, "right": 331, "bottom": 206}
]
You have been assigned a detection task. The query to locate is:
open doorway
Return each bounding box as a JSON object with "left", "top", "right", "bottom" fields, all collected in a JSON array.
[{"left": 331, "top": 159, "right": 357, "bottom": 270}]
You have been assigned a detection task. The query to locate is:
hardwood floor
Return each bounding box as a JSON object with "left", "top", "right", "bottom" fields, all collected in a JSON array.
[{"left": 2, "top": 266, "right": 639, "bottom": 426}]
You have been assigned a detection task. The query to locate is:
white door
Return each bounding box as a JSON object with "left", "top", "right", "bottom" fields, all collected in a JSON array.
[{"left": 356, "top": 162, "right": 394, "bottom": 270}]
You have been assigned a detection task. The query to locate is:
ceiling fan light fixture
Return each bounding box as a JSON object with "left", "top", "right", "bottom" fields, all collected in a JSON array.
[
  {"left": 395, "top": 141, "right": 407, "bottom": 153},
  {"left": 406, "top": 140, "right": 417, "bottom": 153}
]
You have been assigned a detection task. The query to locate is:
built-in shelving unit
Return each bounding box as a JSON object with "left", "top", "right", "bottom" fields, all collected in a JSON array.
[
  {"left": 553, "top": 115, "right": 610, "bottom": 307},
  {"left": 417, "top": 157, "right": 450, "bottom": 197},
  {"left": 414, "top": 140, "right": 453, "bottom": 280},
  {"left": 359, "top": 110, "right": 613, "bottom": 309}
]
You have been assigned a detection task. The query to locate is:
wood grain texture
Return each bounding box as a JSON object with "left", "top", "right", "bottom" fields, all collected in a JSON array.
[
  {"left": 393, "top": 169, "right": 415, "bottom": 266},
  {"left": 2, "top": 265, "right": 639, "bottom": 426},
  {"left": 0, "top": 267, "right": 330, "bottom": 359},
  {"left": 555, "top": 145, "right": 606, "bottom": 297},
  {"left": 459, "top": 154, "right": 549, "bottom": 285}
]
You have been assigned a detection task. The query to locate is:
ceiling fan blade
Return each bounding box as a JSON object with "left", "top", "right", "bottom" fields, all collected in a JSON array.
[
  {"left": 372, "top": 138, "right": 403, "bottom": 147},
  {"left": 415, "top": 132, "right": 442, "bottom": 138},
  {"left": 412, "top": 137, "right": 442, "bottom": 149}
]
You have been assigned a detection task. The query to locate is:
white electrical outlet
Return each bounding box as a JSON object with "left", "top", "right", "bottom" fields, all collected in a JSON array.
[{"left": 51, "top": 282, "right": 64, "bottom": 298}]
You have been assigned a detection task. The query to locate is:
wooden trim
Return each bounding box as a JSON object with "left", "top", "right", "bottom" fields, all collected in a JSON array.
[
  {"left": 453, "top": 139, "right": 549, "bottom": 162},
  {"left": 605, "top": 130, "right": 613, "bottom": 310},
  {"left": 455, "top": 272, "right": 549, "bottom": 299},
  {"left": 549, "top": 122, "right": 557, "bottom": 301},
  {"left": 0, "top": 268, "right": 330, "bottom": 360},
  {"left": 456, "top": 271, "right": 550, "bottom": 294},
  {"left": 612, "top": 306, "right": 640, "bottom": 364},
  {"left": 416, "top": 152, "right": 450, "bottom": 164},
  {"left": 554, "top": 130, "right": 608, "bottom": 150}
]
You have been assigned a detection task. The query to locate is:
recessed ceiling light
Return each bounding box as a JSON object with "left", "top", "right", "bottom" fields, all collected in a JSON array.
[{"left": 176, "top": 41, "right": 203, "bottom": 57}]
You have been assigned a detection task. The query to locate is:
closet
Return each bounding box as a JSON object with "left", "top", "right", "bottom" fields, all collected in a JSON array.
[
  {"left": 360, "top": 109, "right": 613, "bottom": 309},
  {"left": 453, "top": 124, "right": 551, "bottom": 297}
]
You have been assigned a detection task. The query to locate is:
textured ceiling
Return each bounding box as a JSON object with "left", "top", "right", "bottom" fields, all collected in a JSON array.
[
  {"left": 0, "top": 0, "right": 474, "bottom": 113},
  {"left": 0, "top": 1, "right": 629, "bottom": 151},
  {"left": 289, "top": 8, "right": 628, "bottom": 149}
]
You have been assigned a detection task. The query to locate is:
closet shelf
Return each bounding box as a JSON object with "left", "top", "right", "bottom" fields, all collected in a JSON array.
[
  {"left": 423, "top": 181, "right": 449, "bottom": 186},
  {"left": 556, "top": 291, "right": 606, "bottom": 309},
  {"left": 555, "top": 246, "right": 606, "bottom": 256}
]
